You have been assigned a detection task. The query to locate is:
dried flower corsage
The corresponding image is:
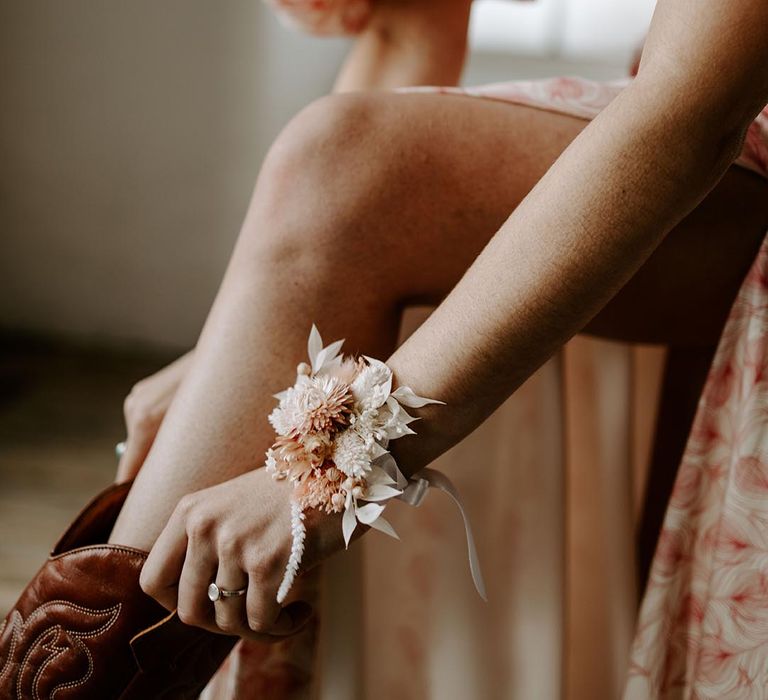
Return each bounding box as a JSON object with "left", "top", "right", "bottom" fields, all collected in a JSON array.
[{"left": 267, "top": 325, "right": 444, "bottom": 603}]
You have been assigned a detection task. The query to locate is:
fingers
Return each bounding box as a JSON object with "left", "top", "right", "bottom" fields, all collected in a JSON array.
[
  {"left": 211, "top": 556, "right": 249, "bottom": 636},
  {"left": 139, "top": 469, "right": 318, "bottom": 640},
  {"left": 116, "top": 391, "right": 161, "bottom": 483},
  {"left": 116, "top": 352, "right": 194, "bottom": 483},
  {"left": 176, "top": 536, "right": 218, "bottom": 633},
  {"left": 245, "top": 571, "right": 282, "bottom": 636},
  {"left": 115, "top": 429, "right": 155, "bottom": 483},
  {"left": 242, "top": 572, "right": 312, "bottom": 637},
  {"left": 139, "top": 498, "right": 192, "bottom": 611}
]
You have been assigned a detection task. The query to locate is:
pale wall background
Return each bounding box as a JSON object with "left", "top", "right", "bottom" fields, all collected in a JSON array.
[{"left": 0, "top": 0, "right": 652, "bottom": 352}]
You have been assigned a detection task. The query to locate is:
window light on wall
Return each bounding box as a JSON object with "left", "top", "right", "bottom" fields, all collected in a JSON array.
[{"left": 469, "top": 0, "right": 656, "bottom": 61}]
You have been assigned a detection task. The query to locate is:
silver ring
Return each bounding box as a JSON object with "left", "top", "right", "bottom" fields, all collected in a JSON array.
[
  {"left": 115, "top": 441, "right": 127, "bottom": 459},
  {"left": 207, "top": 582, "right": 247, "bottom": 602}
]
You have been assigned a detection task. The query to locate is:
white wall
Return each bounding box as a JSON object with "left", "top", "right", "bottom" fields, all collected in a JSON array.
[
  {"left": 469, "top": 0, "right": 654, "bottom": 61},
  {"left": 0, "top": 1, "right": 347, "bottom": 350},
  {"left": 0, "top": 1, "right": 650, "bottom": 351}
]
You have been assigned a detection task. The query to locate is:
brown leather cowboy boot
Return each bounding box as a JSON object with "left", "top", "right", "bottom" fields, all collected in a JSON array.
[{"left": 0, "top": 482, "right": 237, "bottom": 699}]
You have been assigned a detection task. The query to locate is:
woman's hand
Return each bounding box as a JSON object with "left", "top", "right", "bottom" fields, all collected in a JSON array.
[
  {"left": 139, "top": 468, "right": 342, "bottom": 639},
  {"left": 117, "top": 351, "right": 194, "bottom": 482}
]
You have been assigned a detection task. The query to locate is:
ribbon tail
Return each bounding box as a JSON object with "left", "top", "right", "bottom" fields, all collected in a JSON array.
[{"left": 408, "top": 467, "right": 488, "bottom": 602}]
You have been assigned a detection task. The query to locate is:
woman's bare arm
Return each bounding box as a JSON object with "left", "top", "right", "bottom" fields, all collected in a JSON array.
[
  {"left": 389, "top": 0, "right": 768, "bottom": 475},
  {"left": 334, "top": 0, "right": 472, "bottom": 91}
]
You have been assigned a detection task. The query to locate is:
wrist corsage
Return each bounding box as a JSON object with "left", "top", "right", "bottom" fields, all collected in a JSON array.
[{"left": 267, "top": 326, "right": 486, "bottom": 603}]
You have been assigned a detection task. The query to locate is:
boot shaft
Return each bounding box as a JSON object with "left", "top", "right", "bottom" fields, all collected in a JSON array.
[{"left": 0, "top": 483, "right": 236, "bottom": 700}]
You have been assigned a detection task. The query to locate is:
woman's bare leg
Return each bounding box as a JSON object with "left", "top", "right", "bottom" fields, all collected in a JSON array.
[{"left": 110, "top": 91, "right": 768, "bottom": 552}]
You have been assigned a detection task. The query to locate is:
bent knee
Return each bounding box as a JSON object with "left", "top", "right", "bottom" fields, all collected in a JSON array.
[
  {"left": 239, "top": 94, "right": 398, "bottom": 260},
  {"left": 270, "top": 93, "right": 382, "bottom": 174}
]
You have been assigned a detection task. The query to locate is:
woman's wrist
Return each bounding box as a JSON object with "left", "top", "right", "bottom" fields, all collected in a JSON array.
[{"left": 264, "top": 325, "right": 443, "bottom": 600}]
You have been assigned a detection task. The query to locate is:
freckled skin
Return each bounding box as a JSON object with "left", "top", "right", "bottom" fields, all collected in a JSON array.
[{"left": 113, "top": 0, "right": 768, "bottom": 637}]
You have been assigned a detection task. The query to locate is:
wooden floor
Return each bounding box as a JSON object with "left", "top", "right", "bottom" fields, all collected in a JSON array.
[{"left": 0, "top": 336, "right": 175, "bottom": 613}]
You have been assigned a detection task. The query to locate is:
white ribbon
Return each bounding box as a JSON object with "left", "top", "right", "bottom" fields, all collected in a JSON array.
[{"left": 378, "top": 456, "right": 487, "bottom": 601}]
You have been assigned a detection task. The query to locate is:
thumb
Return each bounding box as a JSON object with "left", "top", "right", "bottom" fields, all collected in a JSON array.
[{"left": 268, "top": 601, "right": 314, "bottom": 637}]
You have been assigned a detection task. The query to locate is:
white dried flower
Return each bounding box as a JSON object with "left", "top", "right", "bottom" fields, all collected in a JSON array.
[
  {"left": 269, "top": 375, "right": 351, "bottom": 437},
  {"left": 270, "top": 325, "right": 445, "bottom": 603},
  {"left": 350, "top": 358, "right": 392, "bottom": 411},
  {"left": 276, "top": 500, "right": 306, "bottom": 604},
  {"left": 300, "top": 432, "right": 331, "bottom": 467},
  {"left": 332, "top": 429, "right": 372, "bottom": 478}
]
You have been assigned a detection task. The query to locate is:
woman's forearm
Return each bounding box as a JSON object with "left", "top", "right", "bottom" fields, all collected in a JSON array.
[
  {"left": 387, "top": 76, "right": 752, "bottom": 476},
  {"left": 334, "top": 0, "right": 471, "bottom": 92},
  {"left": 385, "top": 0, "right": 768, "bottom": 477}
]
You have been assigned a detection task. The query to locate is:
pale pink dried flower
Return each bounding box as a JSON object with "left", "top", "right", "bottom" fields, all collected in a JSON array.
[
  {"left": 297, "top": 377, "right": 353, "bottom": 434},
  {"left": 273, "top": 325, "right": 445, "bottom": 605},
  {"left": 334, "top": 357, "right": 365, "bottom": 385},
  {"left": 295, "top": 466, "right": 357, "bottom": 514},
  {"left": 271, "top": 435, "right": 314, "bottom": 482},
  {"left": 300, "top": 432, "right": 331, "bottom": 468},
  {"left": 269, "top": 375, "right": 353, "bottom": 438},
  {"left": 332, "top": 429, "right": 371, "bottom": 478}
]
